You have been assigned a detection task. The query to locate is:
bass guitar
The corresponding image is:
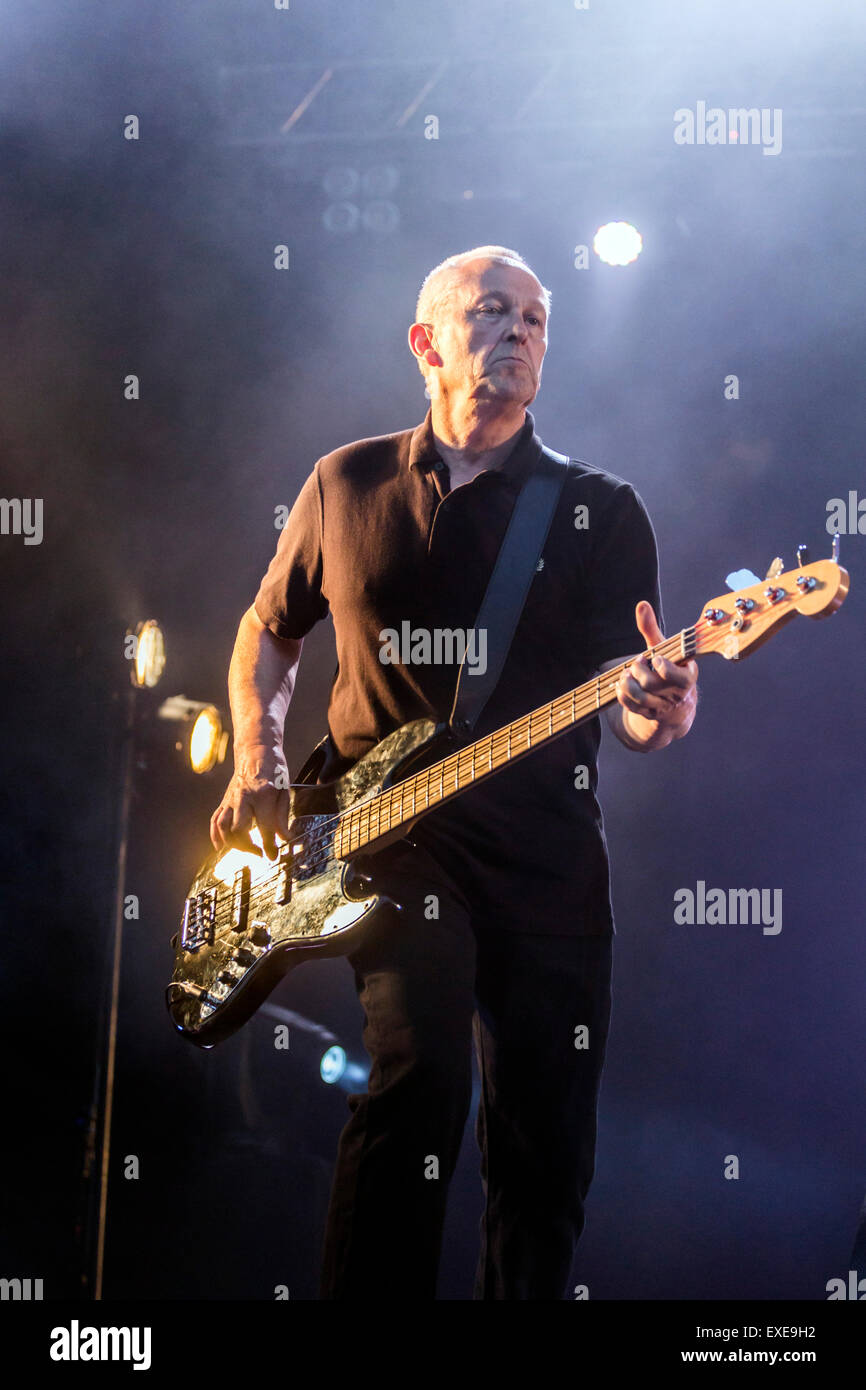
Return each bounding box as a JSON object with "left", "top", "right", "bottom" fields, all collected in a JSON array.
[{"left": 167, "top": 547, "right": 849, "bottom": 1047}]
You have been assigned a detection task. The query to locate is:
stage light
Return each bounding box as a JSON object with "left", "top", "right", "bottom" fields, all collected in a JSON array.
[
  {"left": 157, "top": 695, "right": 230, "bottom": 774},
  {"left": 361, "top": 164, "right": 399, "bottom": 198},
  {"left": 131, "top": 619, "right": 166, "bottom": 689},
  {"left": 323, "top": 201, "right": 360, "bottom": 234},
  {"left": 323, "top": 165, "right": 400, "bottom": 237},
  {"left": 361, "top": 200, "right": 400, "bottom": 235},
  {"left": 318, "top": 1044, "right": 370, "bottom": 1089},
  {"left": 322, "top": 166, "right": 360, "bottom": 199},
  {"left": 320, "top": 1045, "right": 347, "bottom": 1085},
  {"left": 593, "top": 221, "right": 643, "bottom": 267},
  {"left": 189, "top": 705, "right": 225, "bottom": 774},
  {"left": 259, "top": 1004, "right": 372, "bottom": 1091}
]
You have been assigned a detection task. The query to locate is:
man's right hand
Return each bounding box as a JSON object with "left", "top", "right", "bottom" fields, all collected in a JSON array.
[{"left": 209, "top": 746, "right": 292, "bottom": 861}]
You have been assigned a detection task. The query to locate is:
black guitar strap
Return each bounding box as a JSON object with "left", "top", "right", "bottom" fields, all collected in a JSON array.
[{"left": 448, "top": 444, "right": 571, "bottom": 737}]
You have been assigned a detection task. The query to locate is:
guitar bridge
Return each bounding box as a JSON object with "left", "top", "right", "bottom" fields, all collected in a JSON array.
[{"left": 180, "top": 889, "right": 217, "bottom": 952}]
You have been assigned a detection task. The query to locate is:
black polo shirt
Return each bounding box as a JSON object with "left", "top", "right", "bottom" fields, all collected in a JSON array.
[{"left": 254, "top": 407, "right": 662, "bottom": 935}]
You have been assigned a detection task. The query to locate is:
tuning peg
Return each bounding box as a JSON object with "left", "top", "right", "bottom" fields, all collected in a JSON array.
[
  {"left": 831, "top": 531, "right": 840, "bottom": 563},
  {"left": 796, "top": 543, "right": 809, "bottom": 567},
  {"left": 765, "top": 557, "right": 784, "bottom": 580}
]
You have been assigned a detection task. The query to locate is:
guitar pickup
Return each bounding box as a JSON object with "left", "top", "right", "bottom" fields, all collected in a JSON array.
[
  {"left": 231, "top": 865, "right": 251, "bottom": 932},
  {"left": 274, "top": 846, "right": 292, "bottom": 906}
]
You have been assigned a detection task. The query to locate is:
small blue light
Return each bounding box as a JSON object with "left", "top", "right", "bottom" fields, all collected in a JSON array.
[{"left": 320, "top": 1045, "right": 347, "bottom": 1085}]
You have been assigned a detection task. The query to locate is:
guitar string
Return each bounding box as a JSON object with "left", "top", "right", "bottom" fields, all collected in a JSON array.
[
  {"left": 195, "top": 626, "right": 702, "bottom": 945},
  {"left": 194, "top": 626, "right": 701, "bottom": 944},
  {"left": 189, "top": 624, "right": 704, "bottom": 946}
]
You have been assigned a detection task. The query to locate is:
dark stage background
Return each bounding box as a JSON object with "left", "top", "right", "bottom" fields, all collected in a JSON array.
[{"left": 1, "top": 0, "right": 864, "bottom": 1303}]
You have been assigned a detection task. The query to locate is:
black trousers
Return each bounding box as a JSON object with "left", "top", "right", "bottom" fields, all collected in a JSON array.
[{"left": 318, "top": 840, "right": 613, "bottom": 1301}]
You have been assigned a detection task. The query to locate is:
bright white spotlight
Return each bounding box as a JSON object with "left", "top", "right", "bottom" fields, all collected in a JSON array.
[
  {"left": 320, "top": 1045, "right": 347, "bottom": 1085},
  {"left": 131, "top": 619, "right": 166, "bottom": 689},
  {"left": 593, "top": 222, "right": 643, "bottom": 267}
]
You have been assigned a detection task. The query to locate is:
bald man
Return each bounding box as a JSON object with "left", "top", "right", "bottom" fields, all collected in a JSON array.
[{"left": 211, "top": 246, "right": 698, "bottom": 1300}]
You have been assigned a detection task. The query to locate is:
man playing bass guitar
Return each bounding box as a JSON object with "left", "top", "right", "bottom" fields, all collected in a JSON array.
[{"left": 209, "top": 246, "right": 698, "bottom": 1300}]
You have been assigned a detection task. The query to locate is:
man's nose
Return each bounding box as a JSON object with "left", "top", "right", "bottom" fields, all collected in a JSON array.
[{"left": 504, "top": 315, "right": 529, "bottom": 341}]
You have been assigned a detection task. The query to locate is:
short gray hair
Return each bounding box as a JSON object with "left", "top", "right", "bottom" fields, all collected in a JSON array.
[{"left": 413, "top": 245, "right": 551, "bottom": 377}]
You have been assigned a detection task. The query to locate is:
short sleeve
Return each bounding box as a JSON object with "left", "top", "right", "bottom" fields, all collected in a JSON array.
[
  {"left": 253, "top": 464, "right": 329, "bottom": 639},
  {"left": 582, "top": 483, "right": 663, "bottom": 668}
]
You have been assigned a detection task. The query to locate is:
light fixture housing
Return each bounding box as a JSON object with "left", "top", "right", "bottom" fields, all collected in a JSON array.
[{"left": 157, "top": 695, "right": 230, "bottom": 774}]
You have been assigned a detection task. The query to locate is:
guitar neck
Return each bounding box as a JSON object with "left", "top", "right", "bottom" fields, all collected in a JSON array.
[{"left": 334, "top": 625, "right": 697, "bottom": 857}]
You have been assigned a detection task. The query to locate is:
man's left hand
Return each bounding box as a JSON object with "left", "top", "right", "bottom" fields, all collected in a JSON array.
[{"left": 601, "top": 601, "right": 698, "bottom": 751}]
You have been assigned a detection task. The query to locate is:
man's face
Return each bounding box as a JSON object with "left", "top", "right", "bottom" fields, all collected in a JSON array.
[{"left": 425, "top": 259, "right": 548, "bottom": 407}]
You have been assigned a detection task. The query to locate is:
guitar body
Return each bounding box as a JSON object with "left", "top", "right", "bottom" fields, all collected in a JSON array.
[{"left": 166, "top": 717, "right": 447, "bottom": 1047}]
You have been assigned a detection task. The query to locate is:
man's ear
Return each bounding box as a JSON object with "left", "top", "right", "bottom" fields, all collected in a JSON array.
[{"left": 408, "top": 321, "right": 439, "bottom": 364}]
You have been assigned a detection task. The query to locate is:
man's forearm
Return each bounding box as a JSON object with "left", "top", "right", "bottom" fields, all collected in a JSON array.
[{"left": 228, "top": 606, "right": 303, "bottom": 772}]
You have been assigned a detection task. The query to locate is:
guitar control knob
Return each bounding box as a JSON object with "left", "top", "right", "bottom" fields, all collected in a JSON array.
[
  {"left": 233, "top": 946, "right": 255, "bottom": 967},
  {"left": 217, "top": 970, "right": 237, "bottom": 987},
  {"left": 250, "top": 923, "right": 271, "bottom": 947}
]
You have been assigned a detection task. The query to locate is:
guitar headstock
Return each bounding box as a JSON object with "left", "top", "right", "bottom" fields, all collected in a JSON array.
[{"left": 695, "top": 553, "right": 850, "bottom": 661}]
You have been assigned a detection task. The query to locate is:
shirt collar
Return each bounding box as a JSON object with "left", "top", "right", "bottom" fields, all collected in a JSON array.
[{"left": 407, "top": 407, "right": 544, "bottom": 484}]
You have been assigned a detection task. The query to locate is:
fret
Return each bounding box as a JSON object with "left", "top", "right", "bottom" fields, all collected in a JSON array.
[{"left": 344, "top": 627, "right": 703, "bottom": 850}]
